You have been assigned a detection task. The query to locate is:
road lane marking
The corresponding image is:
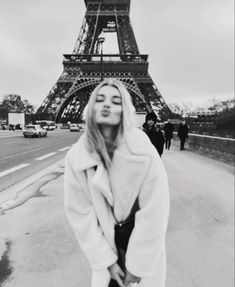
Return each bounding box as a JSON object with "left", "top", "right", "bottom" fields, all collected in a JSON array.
[
  {"left": 35, "top": 152, "right": 56, "bottom": 161},
  {"left": 0, "top": 163, "right": 30, "bottom": 178},
  {"left": 58, "top": 146, "right": 71, "bottom": 151},
  {"left": 0, "top": 145, "right": 55, "bottom": 161}
]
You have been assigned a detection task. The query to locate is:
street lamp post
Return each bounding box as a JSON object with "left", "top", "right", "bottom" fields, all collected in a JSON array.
[{"left": 98, "top": 33, "right": 105, "bottom": 81}]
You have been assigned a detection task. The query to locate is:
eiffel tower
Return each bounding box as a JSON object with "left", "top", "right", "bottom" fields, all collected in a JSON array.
[{"left": 36, "top": 0, "right": 171, "bottom": 123}]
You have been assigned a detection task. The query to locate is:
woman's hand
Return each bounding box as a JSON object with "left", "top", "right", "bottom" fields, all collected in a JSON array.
[
  {"left": 124, "top": 269, "right": 141, "bottom": 286},
  {"left": 108, "top": 263, "right": 125, "bottom": 287}
]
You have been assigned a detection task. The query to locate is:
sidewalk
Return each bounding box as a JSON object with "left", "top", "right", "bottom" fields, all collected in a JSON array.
[{"left": 0, "top": 146, "right": 234, "bottom": 287}]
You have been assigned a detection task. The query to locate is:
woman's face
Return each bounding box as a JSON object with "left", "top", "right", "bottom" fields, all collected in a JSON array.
[{"left": 94, "top": 85, "right": 123, "bottom": 126}]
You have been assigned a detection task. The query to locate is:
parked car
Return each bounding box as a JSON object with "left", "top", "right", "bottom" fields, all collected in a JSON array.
[
  {"left": 70, "top": 123, "right": 80, "bottom": 132},
  {"left": 23, "top": 125, "right": 47, "bottom": 138}
]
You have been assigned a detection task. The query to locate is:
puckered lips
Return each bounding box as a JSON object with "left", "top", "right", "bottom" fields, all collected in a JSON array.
[{"left": 101, "top": 109, "right": 111, "bottom": 117}]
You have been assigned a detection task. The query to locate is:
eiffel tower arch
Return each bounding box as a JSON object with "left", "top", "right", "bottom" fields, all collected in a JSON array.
[{"left": 36, "top": 0, "right": 172, "bottom": 123}]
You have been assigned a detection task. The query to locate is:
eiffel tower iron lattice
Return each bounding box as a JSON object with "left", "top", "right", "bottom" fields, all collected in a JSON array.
[{"left": 36, "top": 0, "right": 172, "bottom": 123}]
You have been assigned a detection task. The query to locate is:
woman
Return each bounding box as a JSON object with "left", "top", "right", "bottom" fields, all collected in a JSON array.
[
  {"left": 142, "top": 112, "right": 165, "bottom": 157},
  {"left": 64, "top": 79, "right": 169, "bottom": 287}
]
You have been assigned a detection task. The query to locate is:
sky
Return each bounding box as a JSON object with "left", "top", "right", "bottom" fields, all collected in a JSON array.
[{"left": 0, "top": 0, "right": 234, "bottom": 109}]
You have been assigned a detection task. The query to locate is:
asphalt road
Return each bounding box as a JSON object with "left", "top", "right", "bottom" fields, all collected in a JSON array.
[{"left": 0, "top": 129, "right": 82, "bottom": 192}]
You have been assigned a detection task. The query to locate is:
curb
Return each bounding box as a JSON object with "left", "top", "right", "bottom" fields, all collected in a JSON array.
[{"left": 0, "top": 158, "right": 65, "bottom": 204}]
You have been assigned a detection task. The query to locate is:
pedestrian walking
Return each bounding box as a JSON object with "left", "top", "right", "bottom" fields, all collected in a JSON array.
[
  {"left": 164, "top": 119, "right": 174, "bottom": 150},
  {"left": 142, "top": 113, "right": 165, "bottom": 157},
  {"left": 64, "top": 79, "right": 169, "bottom": 287},
  {"left": 155, "top": 125, "right": 165, "bottom": 156},
  {"left": 177, "top": 120, "right": 189, "bottom": 150}
]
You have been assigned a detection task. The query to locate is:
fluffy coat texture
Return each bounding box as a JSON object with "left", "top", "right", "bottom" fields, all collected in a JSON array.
[{"left": 64, "top": 128, "right": 169, "bottom": 287}]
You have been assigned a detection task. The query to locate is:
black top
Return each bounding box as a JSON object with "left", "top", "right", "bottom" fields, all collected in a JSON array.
[
  {"left": 164, "top": 122, "right": 174, "bottom": 138},
  {"left": 143, "top": 124, "right": 165, "bottom": 155},
  {"left": 177, "top": 123, "right": 189, "bottom": 138}
]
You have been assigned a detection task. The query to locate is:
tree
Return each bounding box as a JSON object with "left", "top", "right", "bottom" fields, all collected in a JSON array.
[
  {"left": 1, "top": 94, "right": 24, "bottom": 111},
  {"left": 168, "top": 102, "right": 193, "bottom": 117},
  {"left": 0, "top": 94, "right": 35, "bottom": 113},
  {"left": 214, "top": 100, "right": 235, "bottom": 133},
  {"left": 22, "top": 99, "right": 35, "bottom": 114}
]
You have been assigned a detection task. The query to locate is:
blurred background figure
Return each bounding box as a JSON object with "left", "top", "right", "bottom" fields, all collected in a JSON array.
[
  {"left": 143, "top": 113, "right": 165, "bottom": 157},
  {"left": 164, "top": 119, "right": 174, "bottom": 150},
  {"left": 155, "top": 125, "right": 165, "bottom": 157},
  {"left": 9, "top": 123, "right": 15, "bottom": 131},
  {"left": 177, "top": 120, "right": 189, "bottom": 150}
]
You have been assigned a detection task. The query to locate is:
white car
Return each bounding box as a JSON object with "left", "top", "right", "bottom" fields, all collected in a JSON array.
[
  {"left": 23, "top": 125, "right": 47, "bottom": 138},
  {"left": 70, "top": 124, "right": 80, "bottom": 132}
]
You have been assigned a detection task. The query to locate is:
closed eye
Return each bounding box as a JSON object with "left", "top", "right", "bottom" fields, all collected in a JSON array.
[
  {"left": 112, "top": 96, "right": 122, "bottom": 105},
  {"left": 96, "top": 94, "right": 105, "bottom": 102}
]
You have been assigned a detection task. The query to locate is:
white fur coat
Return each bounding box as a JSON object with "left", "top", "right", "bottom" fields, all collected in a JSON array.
[{"left": 64, "top": 128, "right": 169, "bottom": 287}]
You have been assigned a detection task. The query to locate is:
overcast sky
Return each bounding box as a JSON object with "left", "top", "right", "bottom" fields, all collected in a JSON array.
[{"left": 0, "top": 0, "right": 234, "bottom": 109}]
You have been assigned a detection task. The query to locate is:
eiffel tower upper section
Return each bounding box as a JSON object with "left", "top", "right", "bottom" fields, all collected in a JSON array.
[{"left": 36, "top": 0, "right": 171, "bottom": 123}]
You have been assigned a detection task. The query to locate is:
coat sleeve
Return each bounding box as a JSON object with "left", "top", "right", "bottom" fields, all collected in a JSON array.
[
  {"left": 64, "top": 152, "right": 117, "bottom": 271},
  {"left": 125, "top": 155, "right": 169, "bottom": 277}
]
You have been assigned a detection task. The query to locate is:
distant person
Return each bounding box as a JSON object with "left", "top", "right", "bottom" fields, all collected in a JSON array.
[
  {"left": 177, "top": 120, "right": 189, "bottom": 150},
  {"left": 164, "top": 119, "right": 174, "bottom": 150},
  {"left": 9, "top": 124, "right": 15, "bottom": 131},
  {"left": 155, "top": 125, "right": 165, "bottom": 157},
  {"left": 143, "top": 113, "right": 165, "bottom": 157}
]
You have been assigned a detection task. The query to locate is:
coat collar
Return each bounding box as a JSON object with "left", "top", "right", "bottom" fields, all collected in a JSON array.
[
  {"left": 74, "top": 135, "right": 101, "bottom": 171},
  {"left": 72, "top": 130, "right": 155, "bottom": 217},
  {"left": 74, "top": 129, "right": 155, "bottom": 172},
  {"left": 109, "top": 147, "right": 151, "bottom": 220}
]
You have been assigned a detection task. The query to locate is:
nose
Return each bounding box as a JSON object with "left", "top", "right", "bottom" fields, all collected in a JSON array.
[{"left": 103, "top": 103, "right": 110, "bottom": 109}]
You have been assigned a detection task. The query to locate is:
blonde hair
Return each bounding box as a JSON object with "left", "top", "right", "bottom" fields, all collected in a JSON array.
[{"left": 84, "top": 78, "right": 136, "bottom": 169}]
